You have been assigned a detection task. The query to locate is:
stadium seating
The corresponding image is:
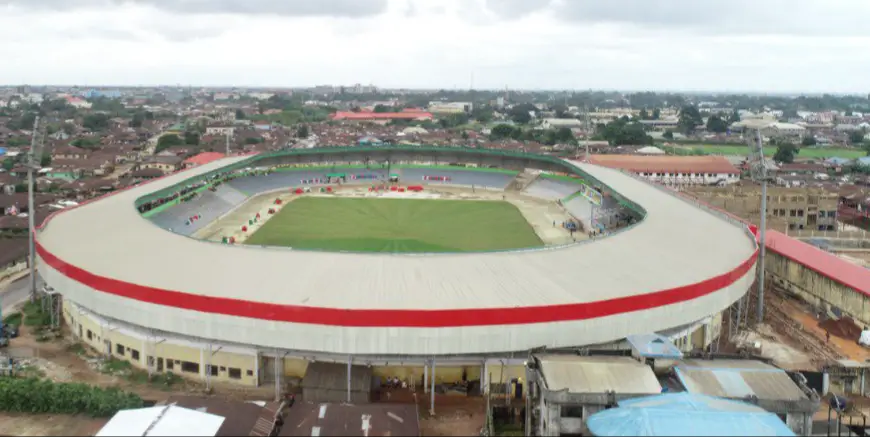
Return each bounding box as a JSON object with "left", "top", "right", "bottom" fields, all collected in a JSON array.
[
  {"left": 227, "top": 168, "right": 389, "bottom": 193},
  {"left": 149, "top": 186, "right": 246, "bottom": 236},
  {"left": 399, "top": 168, "right": 516, "bottom": 190},
  {"left": 522, "top": 177, "right": 584, "bottom": 201}
]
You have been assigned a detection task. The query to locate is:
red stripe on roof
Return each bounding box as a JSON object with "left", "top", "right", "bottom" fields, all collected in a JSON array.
[
  {"left": 35, "top": 240, "right": 758, "bottom": 327},
  {"left": 765, "top": 230, "right": 870, "bottom": 296}
]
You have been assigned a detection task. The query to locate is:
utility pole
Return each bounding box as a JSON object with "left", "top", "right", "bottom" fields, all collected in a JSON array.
[
  {"left": 748, "top": 128, "right": 771, "bottom": 325},
  {"left": 26, "top": 116, "right": 44, "bottom": 304},
  {"left": 225, "top": 132, "right": 231, "bottom": 156},
  {"left": 583, "top": 105, "right": 591, "bottom": 161}
]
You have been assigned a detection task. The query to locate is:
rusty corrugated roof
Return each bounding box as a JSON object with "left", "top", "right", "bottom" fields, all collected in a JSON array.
[{"left": 280, "top": 403, "right": 419, "bottom": 437}]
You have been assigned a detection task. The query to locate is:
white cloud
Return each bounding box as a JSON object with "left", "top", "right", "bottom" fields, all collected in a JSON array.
[{"left": 1, "top": 0, "right": 869, "bottom": 92}]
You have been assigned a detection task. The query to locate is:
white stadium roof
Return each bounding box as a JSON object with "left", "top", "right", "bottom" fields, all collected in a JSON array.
[{"left": 36, "top": 154, "right": 757, "bottom": 356}]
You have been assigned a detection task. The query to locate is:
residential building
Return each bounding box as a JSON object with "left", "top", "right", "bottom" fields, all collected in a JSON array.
[
  {"left": 527, "top": 350, "right": 818, "bottom": 436},
  {"left": 428, "top": 102, "right": 471, "bottom": 114},
  {"left": 588, "top": 155, "right": 741, "bottom": 186},
  {"left": 686, "top": 185, "right": 839, "bottom": 231},
  {"left": 140, "top": 155, "right": 183, "bottom": 173},
  {"left": 542, "top": 118, "right": 584, "bottom": 129},
  {"left": 205, "top": 124, "right": 235, "bottom": 136}
]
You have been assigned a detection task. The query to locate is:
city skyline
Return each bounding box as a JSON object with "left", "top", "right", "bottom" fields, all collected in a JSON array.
[{"left": 1, "top": 0, "right": 870, "bottom": 93}]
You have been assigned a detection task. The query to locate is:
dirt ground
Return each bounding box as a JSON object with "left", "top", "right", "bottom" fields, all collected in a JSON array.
[
  {"left": 775, "top": 295, "right": 870, "bottom": 363},
  {"left": 193, "top": 184, "right": 582, "bottom": 247},
  {"left": 0, "top": 413, "right": 107, "bottom": 436}
]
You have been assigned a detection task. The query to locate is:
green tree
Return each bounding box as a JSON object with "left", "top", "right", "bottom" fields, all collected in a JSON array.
[
  {"left": 651, "top": 108, "right": 660, "bottom": 120},
  {"left": 40, "top": 153, "right": 51, "bottom": 167},
  {"left": 1, "top": 158, "right": 14, "bottom": 171},
  {"left": 373, "top": 104, "right": 391, "bottom": 113},
  {"left": 509, "top": 103, "right": 537, "bottom": 124},
  {"left": 639, "top": 108, "right": 650, "bottom": 120},
  {"left": 83, "top": 113, "right": 109, "bottom": 131},
  {"left": 727, "top": 111, "right": 741, "bottom": 124},
  {"left": 801, "top": 136, "right": 817, "bottom": 147},
  {"left": 663, "top": 130, "right": 674, "bottom": 140},
  {"left": 61, "top": 123, "right": 76, "bottom": 135},
  {"left": 849, "top": 130, "right": 866, "bottom": 145},
  {"left": 490, "top": 124, "right": 517, "bottom": 140},
  {"left": 235, "top": 109, "right": 246, "bottom": 120},
  {"left": 773, "top": 142, "right": 799, "bottom": 163},
  {"left": 461, "top": 131, "right": 469, "bottom": 141},
  {"left": 71, "top": 137, "right": 100, "bottom": 149},
  {"left": 705, "top": 115, "right": 728, "bottom": 133},
  {"left": 155, "top": 134, "right": 183, "bottom": 153},
  {"left": 296, "top": 125, "right": 309, "bottom": 138},
  {"left": 678, "top": 105, "right": 703, "bottom": 134},
  {"left": 184, "top": 131, "right": 200, "bottom": 145},
  {"left": 555, "top": 127, "right": 575, "bottom": 143}
]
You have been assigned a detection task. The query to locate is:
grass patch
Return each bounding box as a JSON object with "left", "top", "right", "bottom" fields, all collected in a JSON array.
[
  {"left": 22, "top": 299, "right": 51, "bottom": 328},
  {"left": 661, "top": 143, "right": 866, "bottom": 159},
  {"left": 100, "top": 358, "right": 185, "bottom": 390},
  {"left": 66, "top": 342, "right": 87, "bottom": 356},
  {"left": 3, "top": 312, "right": 22, "bottom": 326},
  {"left": 245, "top": 197, "right": 543, "bottom": 252}
]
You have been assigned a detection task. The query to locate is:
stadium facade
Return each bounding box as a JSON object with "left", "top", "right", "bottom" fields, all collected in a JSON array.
[{"left": 36, "top": 147, "right": 758, "bottom": 387}]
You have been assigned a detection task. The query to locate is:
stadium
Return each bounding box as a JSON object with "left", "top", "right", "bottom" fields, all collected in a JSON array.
[{"left": 34, "top": 146, "right": 758, "bottom": 388}]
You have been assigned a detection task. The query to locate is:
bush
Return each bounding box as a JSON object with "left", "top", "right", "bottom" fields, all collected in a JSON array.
[{"left": 0, "top": 378, "right": 144, "bottom": 417}]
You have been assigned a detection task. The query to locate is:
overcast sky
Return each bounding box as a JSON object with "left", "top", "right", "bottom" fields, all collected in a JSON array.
[{"left": 2, "top": 0, "right": 869, "bottom": 93}]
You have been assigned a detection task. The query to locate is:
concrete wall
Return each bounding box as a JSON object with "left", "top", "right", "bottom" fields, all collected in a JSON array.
[
  {"left": 766, "top": 252, "right": 870, "bottom": 327},
  {"left": 63, "top": 300, "right": 259, "bottom": 386}
]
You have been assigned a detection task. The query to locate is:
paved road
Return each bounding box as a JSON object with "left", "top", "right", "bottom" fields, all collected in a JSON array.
[{"left": 1, "top": 274, "right": 40, "bottom": 317}]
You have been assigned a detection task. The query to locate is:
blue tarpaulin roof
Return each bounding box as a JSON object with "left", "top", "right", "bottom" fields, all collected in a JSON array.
[
  {"left": 586, "top": 393, "right": 795, "bottom": 437},
  {"left": 626, "top": 334, "right": 683, "bottom": 359},
  {"left": 0, "top": 147, "right": 6, "bottom": 156}
]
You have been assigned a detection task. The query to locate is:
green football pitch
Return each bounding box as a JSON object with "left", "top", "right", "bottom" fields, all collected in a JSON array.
[{"left": 244, "top": 197, "right": 544, "bottom": 252}]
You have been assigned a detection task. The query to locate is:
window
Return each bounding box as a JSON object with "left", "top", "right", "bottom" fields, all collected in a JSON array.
[
  {"left": 219, "top": 366, "right": 226, "bottom": 372},
  {"left": 166, "top": 360, "right": 174, "bottom": 371},
  {"left": 829, "top": 211, "right": 837, "bottom": 218},
  {"left": 131, "top": 350, "right": 140, "bottom": 361},
  {"left": 789, "top": 209, "right": 797, "bottom": 217},
  {"left": 228, "top": 368, "right": 242, "bottom": 379},
  {"left": 246, "top": 370, "right": 254, "bottom": 377},
  {"left": 798, "top": 210, "right": 804, "bottom": 217},
  {"left": 779, "top": 209, "right": 786, "bottom": 216},
  {"left": 181, "top": 361, "right": 200, "bottom": 374},
  {"left": 86, "top": 330, "right": 93, "bottom": 340},
  {"left": 209, "top": 365, "right": 218, "bottom": 376},
  {"left": 116, "top": 344, "right": 125, "bottom": 356}
]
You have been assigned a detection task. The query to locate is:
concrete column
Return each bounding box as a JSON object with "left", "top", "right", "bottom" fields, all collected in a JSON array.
[
  {"left": 254, "top": 353, "right": 260, "bottom": 387},
  {"left": 429, "top": 359, "right": 436, "bottom": 415},
  {"left": 199, "top": 348, "right": 206, "bottom": 379},
  {"left": 423, "top": 363, "right": 429, "bottom": 393},
  {"left": 482, "top": 361, "right": 489, "bottom": 394}
]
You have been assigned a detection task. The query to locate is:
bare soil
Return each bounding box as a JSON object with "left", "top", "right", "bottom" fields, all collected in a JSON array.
[{"left": 0, "top": 413, "right": 107, "bottom": 436}]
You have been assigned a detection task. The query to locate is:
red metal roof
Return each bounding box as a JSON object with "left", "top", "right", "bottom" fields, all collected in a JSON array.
[
  {"left": 589, "top": 155, "right": 740, "bottom": 175},
  {"left": 765, "top": 230, "right": 870, "bottom": 296},
  {"left": 183, "top": 152, "right": 225, "bottom": 166},
  {"left": 332, "top": 111, "right": 434, "bottom": 121}
]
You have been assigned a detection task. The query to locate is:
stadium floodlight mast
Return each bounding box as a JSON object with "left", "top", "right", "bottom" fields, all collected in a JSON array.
[
  {"left": 748, "top": 128, "right": 772, "bottom": 324},
  {"left": 26, "top": 116, "right": 45, "bottom": 304}
]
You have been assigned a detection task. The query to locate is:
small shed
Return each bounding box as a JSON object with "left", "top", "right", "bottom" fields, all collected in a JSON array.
[
  {"left": 302, "top": 361, "right": 374, "bottom": 404},
  {"left": 96, "top": 405, "right": 225, "bottom": 436},
  {"left": 636, "top": 146, "right": 666, "bottom": 155},
  {"left": 586, "top": 392, "right": 795, "bottom": 436}
]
